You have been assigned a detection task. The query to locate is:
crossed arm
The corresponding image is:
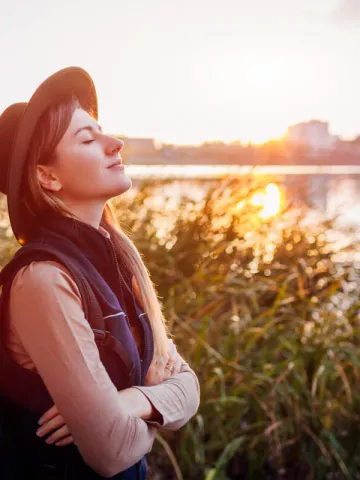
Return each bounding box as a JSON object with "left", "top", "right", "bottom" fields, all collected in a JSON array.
[{"left": 8, "top": 261, "right": 200, "bottom": 477}]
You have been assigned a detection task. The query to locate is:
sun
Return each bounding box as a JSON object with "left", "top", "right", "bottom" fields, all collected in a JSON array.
[
  {"left": 195, "top": 46, "right": 308, "bottom": 145},
  {"left": 250, "top": 183, "right": 282, "bottom": 219}
]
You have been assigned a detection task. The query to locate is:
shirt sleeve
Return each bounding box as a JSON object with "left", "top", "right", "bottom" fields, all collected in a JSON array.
[
  {"left": 8, "top": 261, "right": 157, "bottom": 478},
  {"left": 131, "top": 276, "right": 200, "bottom": 430},
  {"left": 132, "top": 360, "right": 200, "bottom": 431}
]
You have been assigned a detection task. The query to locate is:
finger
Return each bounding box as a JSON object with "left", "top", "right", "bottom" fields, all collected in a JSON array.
[
  {"left": 166, "top": 350, "right": 182, "bottom": 375},
  {"left": 155, "top": 354, "right": 169, "bottom": 366},
  {"left": 167, "top": 339, "right": 177, "bottom": 357},
  {"left": 45, "top": 425, "right": 72, "bottom": 445},
  {"left": 55, "top": 435, "right": 74, "bottom": 447},
  {"left": 167, "top": 351, "right": 175, "bottom": 365},
  {"left": 37, "top": 414, "right": 65, "bottom": 438},
  {"left": 145, "top": 367, "right": 161, "bottom": 386},
  {"left": 145, "top": 361, "right": 164, "bottom": 385},
  {"left": 174, "top": 355, "right": 182, "bottom": 374},
  {"left": 167, "top": 348, "right": 180, "bottom": 373},
  {"left": 164, "top": 364, "right": 174, "bottom": 378},
  {"left": 38, "top": 404, "right": 59, "bottom": 426}
]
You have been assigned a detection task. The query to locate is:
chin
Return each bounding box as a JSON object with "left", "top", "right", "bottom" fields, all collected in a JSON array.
[{"left": 111, "top": 176, "right": 132, "bottom": 197}]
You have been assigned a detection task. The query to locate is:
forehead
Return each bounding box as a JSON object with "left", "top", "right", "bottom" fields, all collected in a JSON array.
[{"left": 68, "top": 108, "right": 97, "bottom": 132}]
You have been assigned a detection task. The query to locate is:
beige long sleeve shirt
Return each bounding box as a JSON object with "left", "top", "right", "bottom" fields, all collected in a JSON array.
[{"left": 5, "top": 260, "right": 200, "bottom": 478}]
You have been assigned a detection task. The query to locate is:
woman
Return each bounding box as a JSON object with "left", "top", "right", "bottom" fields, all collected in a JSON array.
[{"left": 0, "top": 67, "right": 200, "bottom": 479}]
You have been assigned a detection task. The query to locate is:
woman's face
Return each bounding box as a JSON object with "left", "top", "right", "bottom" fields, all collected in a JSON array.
[{"left": 39, "top": 108, "right": 131, "bottom": 205}]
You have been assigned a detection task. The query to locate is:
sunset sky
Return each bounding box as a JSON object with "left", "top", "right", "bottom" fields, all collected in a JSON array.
[{"left": 1, "top": 0, "right": 359, "bottom": 145}]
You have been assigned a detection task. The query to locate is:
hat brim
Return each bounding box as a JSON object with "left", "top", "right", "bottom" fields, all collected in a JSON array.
[{"left": 7, "top": 66, "right": 98, "bottom": 243}]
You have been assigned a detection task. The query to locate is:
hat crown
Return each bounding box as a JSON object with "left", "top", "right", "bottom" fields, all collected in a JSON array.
[{"left": 0, "top": 103, "right": 27, "bottom": 195}]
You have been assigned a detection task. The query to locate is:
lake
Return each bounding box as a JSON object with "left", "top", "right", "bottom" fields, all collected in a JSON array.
[{"left": 125, "top": 164, "right": 360, "bottom": 230}]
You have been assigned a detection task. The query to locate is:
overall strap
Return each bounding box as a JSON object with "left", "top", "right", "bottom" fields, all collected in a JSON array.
[
  {"left": 1, "top": 245, "right": 104, "bottom": 331},
  {"left": 1, "top": 244, "right": 135, "bottom": 384}
]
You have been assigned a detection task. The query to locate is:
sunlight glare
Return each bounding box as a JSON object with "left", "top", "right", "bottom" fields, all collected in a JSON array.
[{"left": 251, "top": 183, "right": 282, "bottom": 219}]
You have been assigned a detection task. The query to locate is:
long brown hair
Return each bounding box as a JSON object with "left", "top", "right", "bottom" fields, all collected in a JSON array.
[{"left": 23, "top": 98, "right": 168, "bottom": 357}]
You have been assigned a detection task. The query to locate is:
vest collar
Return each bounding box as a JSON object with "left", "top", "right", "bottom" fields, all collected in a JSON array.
[{"left": 36, "top": 213, "right": 132, "bottom": 299}]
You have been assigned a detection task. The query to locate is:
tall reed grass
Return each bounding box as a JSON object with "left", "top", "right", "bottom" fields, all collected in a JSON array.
[
  {"left": 1, "top": 178, "right": 360, "bottom": 479},
  {"left": 113, "top": 179, "right": 360, "bottom": 479}
]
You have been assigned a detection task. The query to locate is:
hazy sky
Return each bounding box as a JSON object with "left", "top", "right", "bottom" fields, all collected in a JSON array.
[{"left": 1, "top": 0, "right": 359, "bottom": 144}]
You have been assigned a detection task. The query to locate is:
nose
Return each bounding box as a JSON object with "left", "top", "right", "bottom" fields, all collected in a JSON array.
[{"left": 105, "top": 136, "right": 124, "bottom": 156}]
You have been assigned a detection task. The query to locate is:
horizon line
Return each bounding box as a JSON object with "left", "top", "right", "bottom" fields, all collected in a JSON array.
[{"left": 107, "top": 119, "right": 360, "bottom": 147}]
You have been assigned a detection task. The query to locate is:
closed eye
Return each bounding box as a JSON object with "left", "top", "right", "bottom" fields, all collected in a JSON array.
[{"left": 83, "top": 140, "right": 95, "bottom": 144}]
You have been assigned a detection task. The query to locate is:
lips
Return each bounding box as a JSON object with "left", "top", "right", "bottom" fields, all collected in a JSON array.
[{"left": 107, "top": 160, "right": 123, "bottom": 169}]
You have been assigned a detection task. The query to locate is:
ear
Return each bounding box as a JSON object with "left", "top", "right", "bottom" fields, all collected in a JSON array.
[{"left": 36, "top": 165, "right": 62, "bottom": 192}]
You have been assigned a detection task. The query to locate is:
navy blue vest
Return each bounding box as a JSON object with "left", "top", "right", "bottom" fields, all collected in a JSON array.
[{"left": 0, "top": 215, "right": 154, "bottom": 479}]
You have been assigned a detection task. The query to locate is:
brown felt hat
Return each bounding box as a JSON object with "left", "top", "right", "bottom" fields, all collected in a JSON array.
[{"left": 0, "top": 67, "right": 98, "bottom": 244}]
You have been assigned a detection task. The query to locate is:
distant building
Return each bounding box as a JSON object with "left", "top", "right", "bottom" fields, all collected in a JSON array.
[
  {"left": 286, "top": 120, "right": 337, "bottom": 152},
  {"left": 114, "top": 137, "right": 164, "bottom": 165},
  {"left": 121, "top": 137, "right": 162, "bottom": 154},
  {"left": 338, "top": 136, "right": 360, "bottom": 154}
]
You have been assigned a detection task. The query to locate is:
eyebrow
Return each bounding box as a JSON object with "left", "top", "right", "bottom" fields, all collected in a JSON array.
[{"left": 74, "top": 124, "right": 103, "bottom": 136}]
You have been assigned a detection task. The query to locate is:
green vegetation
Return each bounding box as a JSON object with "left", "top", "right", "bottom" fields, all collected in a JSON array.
[
  {"left": 0, "top": 195, "right": 18, "bottom": 268},
  {"left": 115, "top": 179, "right": 360, "bottom": 480},
  {"left": 1, "top": 179, "right": 360, "bottom": 479}
]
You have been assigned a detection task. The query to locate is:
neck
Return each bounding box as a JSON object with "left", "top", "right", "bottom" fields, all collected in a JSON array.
[{"left": 63, "top": 201, "right": 106, "bottom": 230}]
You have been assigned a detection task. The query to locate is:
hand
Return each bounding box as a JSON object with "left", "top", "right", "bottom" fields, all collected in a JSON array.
[
  {"left": 36, "top": 404, "right": 74, "bottom": 447},
  {"left": 144, "top": 338, "right": 183, "bottom": 386}
]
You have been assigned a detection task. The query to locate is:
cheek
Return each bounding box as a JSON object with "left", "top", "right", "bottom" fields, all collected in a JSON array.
[
  {"left": 59, "top": 150, "right": 103, "bottom": 185},
  {"left": 55, "top": 145, "right": 131, "bottom": 198}
]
